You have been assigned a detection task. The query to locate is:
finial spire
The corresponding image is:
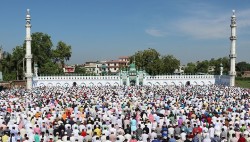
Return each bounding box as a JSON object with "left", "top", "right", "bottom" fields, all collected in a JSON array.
[
  {"left": 232, "top": 10, "right": 235, "bottom": 15},
  {"left": 27, "top": 9, "right": 30, "bottom": 15}
]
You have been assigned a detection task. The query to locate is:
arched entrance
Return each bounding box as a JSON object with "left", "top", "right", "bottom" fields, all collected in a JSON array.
[{"left": 130, "top": 80, "right": 136, "bottom": 86}]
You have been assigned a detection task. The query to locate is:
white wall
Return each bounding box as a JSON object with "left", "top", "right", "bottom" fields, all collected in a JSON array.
[
  {"left": 143, "top": 75, "right": 216, "bottom": 86},
  {"left": 33, "top": 76, "right": 120, "bottom": 87},
  {"left": 33, "top": 75, "right": 230, "bottom": 87}
]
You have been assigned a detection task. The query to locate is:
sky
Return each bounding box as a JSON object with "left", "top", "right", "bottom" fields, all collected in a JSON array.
[{"left": 0, "top": 0, "right": 250, "bottom": 65}]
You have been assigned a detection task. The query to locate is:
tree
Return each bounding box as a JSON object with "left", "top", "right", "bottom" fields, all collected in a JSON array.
[
  {"left": 52, "top": 41, "right": 72, "bottom": 67},
  {"left": 161, "top": 55, "right": 180, "bottom": 74},
  {"left": 236, "top": 62, "right": 250, "bottom": 72},
  {"left": 23, "top": 32, "right": 53, "bottom": 73},
  {"left": 0, "top": 51, "right": 16, "bottom": 81},
  {"left": 0, "top": 32, "right": 72, "bottom": 81},
  {"left": 12, "top": 46, "right": 25, "bottom": 79},
  {"left": 130, "top": 48, "right": 161, "bottom": 75},
  {"left": 39, "top": 61, "right": 62, "bottom": 75},
  {"left": 184, "top": 62, "right": 196, "bottom": 74},
  {"left": 195, "top": 60, "right": 209, "bottom": 73},
  {"left": 74, "top": 65, "right": 86, "bottom": 75},
  {"left": 130, "top": 48, "right": 180, "bottom": 75}
]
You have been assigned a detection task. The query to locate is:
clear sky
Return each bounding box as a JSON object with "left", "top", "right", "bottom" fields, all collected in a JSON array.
[{"left": 0, "top": 0, "right": 250, "bottom": 65}]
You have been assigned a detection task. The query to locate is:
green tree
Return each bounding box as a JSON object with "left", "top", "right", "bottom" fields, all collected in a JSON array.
[
  {"left": 130, "top": 48, "right": 161, "bottom": 75},
  {"left": 74, "top": 65, "right": 86, "bottom": 75},
  {"left": 195, "top": 60, "right": 209, "bottom": 73},
  {"left": 12, "top": 46, "right": 25, "bottom": 80},
  {"left": 39, "top": 61, "right": 62, "bottom": 75},
  {"left": 161, "top": 55, "right": 180, "bottom": 74},
  {"left": 52, "top": 41, "right": 72, "bottom": 67},
  {"left": 0, "top": 51, "right": 16, "bottom": 81},
  {"left": 23, "top": 32, "right": 53, "bottom": 73},
  {"left": 236, "top": 61, "right": 250, "bottom": 72},
  {"left": 184, "top": 62, "right": 196, "bottom": 74}
]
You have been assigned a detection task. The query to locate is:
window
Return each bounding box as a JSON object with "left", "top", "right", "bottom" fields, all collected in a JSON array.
[{"left": 114, "top": 68, "right": 116, "bottom": 70}]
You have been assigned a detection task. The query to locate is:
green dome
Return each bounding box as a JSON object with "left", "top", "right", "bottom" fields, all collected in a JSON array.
[
  {"left": 129, "top": 63, "right": 136, "bottom": 71},
  {"left": 101, "top": 64, "right": 107, "bottom": 69},
  {"left": 129, "top": 63, "right": 136, "bottom": 69}
]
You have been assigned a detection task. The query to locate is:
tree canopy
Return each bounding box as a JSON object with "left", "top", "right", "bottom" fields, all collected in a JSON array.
[
  {"left": 0, "top": 32, "right": 72, "bottom": 81},
  {"left": 130, "top": 48, "right": 180, "bottom": 75}
]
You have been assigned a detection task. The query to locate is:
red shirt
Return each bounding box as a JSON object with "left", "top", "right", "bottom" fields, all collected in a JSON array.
[
  {"left": 192, "top": 127, "right": 198, "bottom": 134},
  {"left": 238, "top": 137, "right": 246, "bottom": 142},
  {"left": 207, "top": 117, "right": 212, "bottom": 124},
  {"left": 197, "top": 127, "right": 202, "bottom": 134},
  {"left": 81, "top": 131, "right": 87, "bottom": 137}
]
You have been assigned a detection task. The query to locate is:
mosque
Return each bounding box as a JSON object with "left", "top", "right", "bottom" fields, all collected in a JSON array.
[{"left": 23, "top": 9, "right": 237, "bottom": 89}]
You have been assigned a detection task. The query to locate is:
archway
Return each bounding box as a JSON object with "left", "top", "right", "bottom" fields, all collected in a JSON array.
[
  {"left": 163, "top": 82, "right": 168, "bottom": 86},
  {"left": 63, "top": 83, "right": 69, "bottom": 88},
  {"left": 39, "top": 83, "right": 45, "bottom": 87},
  {"left": 179, "top": 82, "right": 183, "bottom": 86},
  {"left": 105, "top": 82, "right": 111, "bottom": 86},
  {"left": 155, "top": 82, "right": 160, "bottom": 86},
  {"left": 194, "top": 81, "right": 198, "bottom": 85},
  {"left": 48, "top": 83, "right": 53, "bottom": 87},
  {"left": 130, "top": 80, "right": 136, "bottom": 86},
  {"left": 113, "top": 82, "right": 119, "bottom": 86},
  {"left": 171, "top": 82, "right": 176, "bottom": 86},
  {"left": 201, "top": 81, "right": 205, "bottom": 86},
  {"left": 80, "top": 83, "right": 86, "bottom": 87},
  {"left": 89, "top": 82, "right": 94, "bottom": 87},
  {"left": 56, "top": 83, "right": 61, "bottom": 87},
  {"left": 97, "top": 82, "right": 102, "bottom": 87},
  {"left": 147, "top": 82, "right": 152, "bottom": 86}
]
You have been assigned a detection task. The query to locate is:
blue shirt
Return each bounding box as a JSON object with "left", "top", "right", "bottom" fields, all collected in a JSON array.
[{"left": 169, "top": 138, "right": 176, "bottom": 142}]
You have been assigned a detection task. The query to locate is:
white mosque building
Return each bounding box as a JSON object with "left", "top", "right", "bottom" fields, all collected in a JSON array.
[{"left": 24, "top": 9, "right": 236, "bottom": 88}]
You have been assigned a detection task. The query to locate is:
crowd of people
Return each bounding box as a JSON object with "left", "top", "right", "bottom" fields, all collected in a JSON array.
[{"left": 0, "top": 84, "right": 249, "bottom": 142}]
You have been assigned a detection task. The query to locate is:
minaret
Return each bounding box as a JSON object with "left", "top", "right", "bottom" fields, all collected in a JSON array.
[
  {"left": 25, "top": 9, "right": 33, "bottom": 89},
  {"left": 229, "top": 10, "right": 237, "bottom": 86}
]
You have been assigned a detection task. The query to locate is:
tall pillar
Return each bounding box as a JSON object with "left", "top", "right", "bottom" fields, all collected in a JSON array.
[
  {"left": 220, "top": 63, "right": 223, "bottom": 76},
  {"left": 126, "top": 75, "right": 130, "bottom": 86},
  {"left": 229, "top": 10, "right": 237, "bottom": 86},
  {"left": 25, "top": 9, "right": 33, "bottom": 89},
  {"left": 136, "top": 75, "right": 139, "bottom": 86}
]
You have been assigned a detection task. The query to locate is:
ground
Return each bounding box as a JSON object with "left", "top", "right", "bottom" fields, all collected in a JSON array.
[{"left": 235, "top": 78, "right": 250, "bottom": 88}]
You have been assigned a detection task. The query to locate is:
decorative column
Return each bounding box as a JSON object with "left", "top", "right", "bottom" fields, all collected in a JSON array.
[
  {"left": 136, "top": 75, "right": 139, "bottom": 86},
  {"left": 34, "top": 63, "right": 38, "bottom": 77},
  {"left": 220, "top": 63, "right": 223, "bottom": 76},
  {"left": 25, "top": 9, "right": 33, "bottom": 89},
  {"left": 126, "top": 75, "right": 130, "bottom": 86},
  {"left": 229, "top": 10, "right": 237, "bottom": 86}
]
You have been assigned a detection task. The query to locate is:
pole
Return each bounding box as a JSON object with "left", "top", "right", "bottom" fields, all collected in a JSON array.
[{"left": 23, "top": 58, "right": 25, "bottom": 80}]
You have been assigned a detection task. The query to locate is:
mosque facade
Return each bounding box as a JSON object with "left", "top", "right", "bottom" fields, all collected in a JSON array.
[
  {"left": 32, "top": 62, "right": 231, "bottom": 87},
  {"left": 26, "top": 9, "right": 235, "bottom": 88}
]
